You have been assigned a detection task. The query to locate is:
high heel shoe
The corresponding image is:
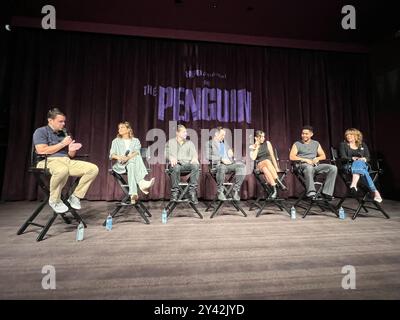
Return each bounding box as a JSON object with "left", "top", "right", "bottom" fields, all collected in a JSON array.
[
  {"left": 139, "top": 178, "right": 155, "bottom": 194},
  {"left": 373, "top": 192, "right": 383, "bottom": 203},
  {"left": 130, "top": 194, "right": 138, "bottom": 204},
  {"left": 275, "top": 178, "right": 287, "bottom": 191}
]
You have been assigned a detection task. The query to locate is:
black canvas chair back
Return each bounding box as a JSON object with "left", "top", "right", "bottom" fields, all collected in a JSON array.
[
  {"left": 330, "top": 146, "right": 389, "bottom": 220},
  {"left": 17, "top": 146, "right": 86, "bottom": 241},
  {"left": 104, "top": 147, "right": 152, "bottom": 225},
  {"left": 205, "top": 160, "right": 247, "bottom": 219},
  {"left": 249, "top": 148, "right": 290, "bottom": 217},
  {"left": 163, "top": 161, "right": 203, "bottom": 219},
  {"left": 291, "top": 158, "right": 339, "bottom": 219}
]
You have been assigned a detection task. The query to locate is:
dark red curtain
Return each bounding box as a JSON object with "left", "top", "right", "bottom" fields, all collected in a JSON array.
[{"left": 1, "top": 28, "right": 375, "bottom": 201}]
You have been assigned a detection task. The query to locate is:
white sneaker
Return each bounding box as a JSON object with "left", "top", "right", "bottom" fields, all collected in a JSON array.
[
  {"left": 49, "top": 200, "right": 69, "bottom": 213},
  {"left": 138, "top": 178, "right": 155, "bottom": 194},
  {"left": 68, "top": 194, "right": 81, "bottom": 210},
  {"left": 374, "top": 195, "right": 383, "bottom": 203}
]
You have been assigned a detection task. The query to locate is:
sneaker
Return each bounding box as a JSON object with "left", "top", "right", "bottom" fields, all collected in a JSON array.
[
  {"left": 139, "top": 178, "right": 155, "bottom": 194},
  {"left": 49, "top": 200, "right": 69, "bottom": 213},
  {"left": 68, "top": 194, "right": 81, "bottom": 210},
  {"left": 306, "top": 191, "right": 316, "bottom": 199}
]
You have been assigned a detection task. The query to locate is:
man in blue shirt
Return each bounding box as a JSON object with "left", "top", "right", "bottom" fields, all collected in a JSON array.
[
  {"left": 32, "top": 108, "right": 99, "bottom": 213},
  {"left": 206, "top": 127, "right": 245, "bottom": 201}
]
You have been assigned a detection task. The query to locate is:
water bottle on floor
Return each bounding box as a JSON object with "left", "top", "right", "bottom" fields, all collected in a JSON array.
[
  {"left": 290, "top": 206, "right": 296, "bottom": 220},
  {"left": 339, "top": 207, "right": 346, "bottom": 220},
  {"left": 162, "top": 209, "right": 167, "bottom": 224},
  {"left": 76, "top": 221, "right": 84, "bottom": 241},
  {"left": 106, "top": 214, "right": 113, "bottom": 231}
]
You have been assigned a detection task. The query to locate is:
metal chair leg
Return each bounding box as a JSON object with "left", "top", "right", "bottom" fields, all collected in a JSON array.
[
  {"left": 17, "top": 198, "right": 48, "bottom": 235},
  {"left": 36, "top": 212, "right": 58, "bottom": 242}
]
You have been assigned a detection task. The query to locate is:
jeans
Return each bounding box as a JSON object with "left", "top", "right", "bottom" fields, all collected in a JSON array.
[
  {"left": 169, "top": 163, "right": 199, "bottom": 192},
  {"left": 298, "top": 163, "right": 337, "bottom": 196},
  {"left": 351, "top": 160, "right": 377, "bottom": 192},
  {"left": 215, "top": 162, "right": 245, "bottom": 192}
]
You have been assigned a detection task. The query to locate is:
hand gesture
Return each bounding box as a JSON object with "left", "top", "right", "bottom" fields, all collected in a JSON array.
[
  {"left": 170, "top": 157, "right": 178, "bottom": 167},
  {"left": 304, "top": 159, "right": 313, "bottom": 165},
  {"left": 68, "top": 140, "right": 82, "bottom": 152},
  {"left": 222, "top": 158, "right": 232, "bottom": 165},
  {"left": 249, "top": 144, "right": 259, "bottom": 151}
]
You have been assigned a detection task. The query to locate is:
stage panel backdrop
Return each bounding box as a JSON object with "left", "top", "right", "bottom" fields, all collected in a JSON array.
[{"left": 1, "top": 28, "right": 375, "bottom": 201}]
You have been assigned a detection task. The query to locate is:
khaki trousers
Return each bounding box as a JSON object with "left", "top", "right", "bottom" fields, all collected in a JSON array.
[{"left": 37, "top": 157, "right": 99, "bottom": 202}]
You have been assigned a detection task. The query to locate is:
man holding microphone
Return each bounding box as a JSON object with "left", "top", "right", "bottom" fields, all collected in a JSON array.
[{"left": 33, "top": 108, "right": 99, "bottom": 213}]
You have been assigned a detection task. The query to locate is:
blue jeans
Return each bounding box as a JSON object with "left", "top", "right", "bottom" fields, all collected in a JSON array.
[{"left": 351, "top": 160, "right": 376, "bottom": 192}]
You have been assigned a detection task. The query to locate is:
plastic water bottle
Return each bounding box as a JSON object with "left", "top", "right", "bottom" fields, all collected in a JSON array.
[
  {"left": 162, "top": 209, "right": 168, "bottom": 224},
  {"left": 339, "top": 207, "right": 346, "bottom": 220},
  {"left": 106, "top": 214, "right": 113, "bottom": 231},
  {"left": 290, "top": 206, "right": 296, "bottom": 220},
  {"left": 76, "top": 221, "right": 84, "bottom": 241}
]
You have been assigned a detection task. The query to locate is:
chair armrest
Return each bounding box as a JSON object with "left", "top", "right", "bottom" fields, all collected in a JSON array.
[
  {"left": 319, "top": 159, "right": 334, "bottom": 164},
  {"left": 277, "top": 159, "right": 290, "bottom": 172},
  {"left": 74, "top": 154, "right": 90, "bottom": 159},
  {"left": 34, "top": 153, "right": 51, "bottom": 170},
  {"left": 368, "top": 158, "right": 384, "bottom": 173}
]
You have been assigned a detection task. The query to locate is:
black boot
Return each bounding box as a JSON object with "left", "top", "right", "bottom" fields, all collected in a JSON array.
[
  {"left": 189, "top": 190, "right": 199, "bottom": 204},
  {"left": 269, "top": 185, "right": 277, "bottom": 199},
  {"left": 232, "top": 190, "right": 241, "bottom": 201},
  {"left": 171, "top": 189, "right": 179, "bottom": 201},
  {"left": 275, "top": 178, "right": 287, "bottom": 191},
  {"left": 321, "top": 193, "right": 334, "bottom": 201}
]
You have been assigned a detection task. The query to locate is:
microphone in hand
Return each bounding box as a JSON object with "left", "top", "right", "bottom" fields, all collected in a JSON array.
[{"left": 120, "top": 150, "right": 130, "bottom": 165}]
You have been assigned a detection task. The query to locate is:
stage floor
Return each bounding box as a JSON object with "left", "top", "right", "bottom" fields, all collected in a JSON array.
[{"left": 0, "top": 199, "right": 400, "bottom": 299}]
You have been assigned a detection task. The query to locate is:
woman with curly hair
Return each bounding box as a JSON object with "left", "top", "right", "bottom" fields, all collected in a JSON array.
[{"left": 339, "top": 128, "right": 382, "bottom": 203}]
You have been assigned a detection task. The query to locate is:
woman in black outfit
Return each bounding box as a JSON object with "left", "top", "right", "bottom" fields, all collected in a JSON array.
[
  {"left": 249, "top": 130, "right": 286, "bottom": 199},
  {"left": 339, "top": 128, "right": 382, "bottom": 203}
]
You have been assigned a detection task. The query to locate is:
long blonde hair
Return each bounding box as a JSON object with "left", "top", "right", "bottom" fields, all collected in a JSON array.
[
  {"left": 345, "top": 128, "right": 363, "bottom": 147},
  {"left": 116, "top": 121, "right": 134, "bottom": 139}
]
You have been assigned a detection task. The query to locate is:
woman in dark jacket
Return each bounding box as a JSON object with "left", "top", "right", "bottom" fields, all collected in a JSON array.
[{"left": 339, "top": 128, "right": 382, "bottom": 203}]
